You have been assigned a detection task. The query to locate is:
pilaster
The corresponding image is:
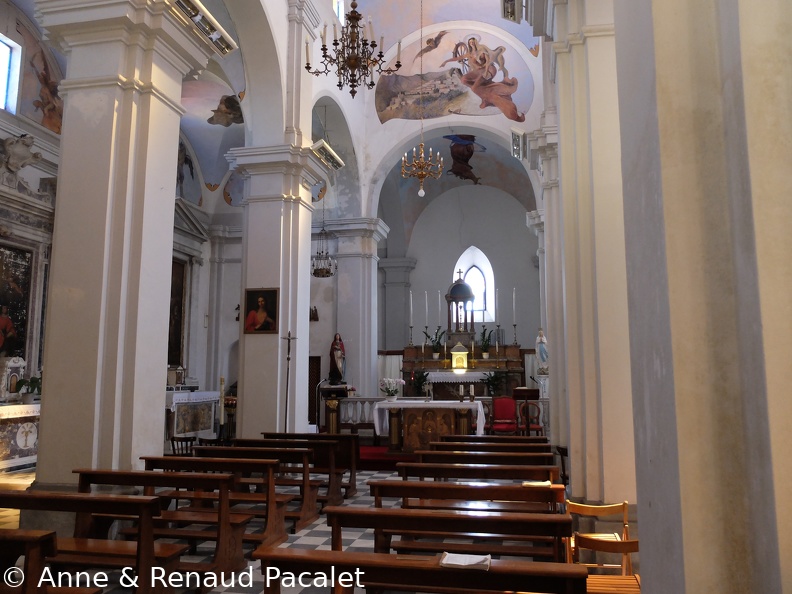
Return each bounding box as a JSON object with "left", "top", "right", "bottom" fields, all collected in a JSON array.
[
  {"left": 326, "top": 218, "right": 388, "bottom": 398},
  {"left": 227, "top": 145, "right": 329, "bottom": 435},
  {"left": 34, "top": 0, "right": 216, "bottom": 484},
  {"left": 378, "top": 257, "right": 416, "bottom": 351}
]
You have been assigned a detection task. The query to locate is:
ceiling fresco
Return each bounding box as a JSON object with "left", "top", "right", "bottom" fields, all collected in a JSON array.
[{"left": 376, "top": 28, "right": 535, "bottom": 124}]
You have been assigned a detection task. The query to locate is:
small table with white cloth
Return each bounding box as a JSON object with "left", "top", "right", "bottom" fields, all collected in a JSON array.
[{"left": 374, "top": 399, "right": 486, "bottom": 452}]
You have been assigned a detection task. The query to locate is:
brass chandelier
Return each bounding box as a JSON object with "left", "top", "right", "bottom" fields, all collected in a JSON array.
[
  {"left": 305, "top": 1, "right": 402, "bottom": 98},
  {"left": 401, "top": 0, "right": 443, "bottom": 197}
]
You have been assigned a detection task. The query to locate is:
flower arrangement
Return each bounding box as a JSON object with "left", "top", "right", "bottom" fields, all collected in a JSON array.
[{"left": 379, "top": 378, "right": 405, "bottom": 400}]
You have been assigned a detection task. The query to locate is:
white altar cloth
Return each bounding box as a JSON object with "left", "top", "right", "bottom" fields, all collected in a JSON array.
[
  {"left": 426, "top": 371, "right": 489, "bottom": 383},
  {"left": 373, "top": 399, "right": 486, "bottom": 436}
]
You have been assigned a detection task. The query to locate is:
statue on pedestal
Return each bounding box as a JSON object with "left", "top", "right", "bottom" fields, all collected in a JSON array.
[
  {"left": 329, "top": 333, "right": 346, "bottom": 385},
  {"left": 535, "top": 328, "right": 549, "bottom": 374}
]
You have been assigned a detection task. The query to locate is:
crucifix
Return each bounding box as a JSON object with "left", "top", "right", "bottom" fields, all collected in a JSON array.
[{"left": 281, "top": 331, "right": 297, "bottom": 432}]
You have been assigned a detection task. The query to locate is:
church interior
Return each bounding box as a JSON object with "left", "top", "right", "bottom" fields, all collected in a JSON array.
[{"left": 0, "top": 0, "right": 789, "bottom": 592}]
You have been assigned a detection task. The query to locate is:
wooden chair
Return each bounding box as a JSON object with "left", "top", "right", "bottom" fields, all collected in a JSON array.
[
  {"left": 170, "top": 435, "right": 195, "bottom": 455},
  {"left": 566, "top": 500, "right": 632, "bottom": 574},
  {"left": 571, "top": 532, "right": 640, "bottom": 593},
  {"left": 519, "top": 401, "right": 545, "bottom": 436},
  {"left": 198, "top": 437, "right": 222, "bottom": 446},
  {"left": 490, "top": 396, "right": 518, "bottom": 435}
]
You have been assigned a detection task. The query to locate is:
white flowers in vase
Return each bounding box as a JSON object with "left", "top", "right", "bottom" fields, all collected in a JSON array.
[{"left": 379, "top": 378, "right": 405, "bottom": 400}]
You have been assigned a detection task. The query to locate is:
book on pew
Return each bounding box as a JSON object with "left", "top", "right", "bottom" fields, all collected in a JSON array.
[
  {"left": 522, "top": 480, "right": 552, "bottom": 487},
  {"left": 439, "top": 552, "right": 491, "bottom": 570}
]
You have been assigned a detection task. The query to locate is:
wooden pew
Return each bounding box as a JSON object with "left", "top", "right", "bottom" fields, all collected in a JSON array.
[
  {"left": 428, "top": 440, "right": 553, "bottom": 453},
  {"left": 324, "top": 505, "right": 572, "bottom": 562},
  {"left": 439, "top": 434, "right": 549, "bottom": 443},
  {"left": 0, "top": 529, "right": 106, "bottom": 594},
  {"left": 233, "top": 438, "right": 345, "bottom": 506},
  {"left": 137, "top": 456, "right": 292, "bottom": 546},
  {"left": 261, "top": 431, "right": 360, "bottom": 497},
  {"left": 75, "top": 469, "right": 253, "bottom": 573},
  {"left": 397, "top": 462, "right": 561, "bottom": 483},
  {"left": 191, "top": 445, "right": 319, "bottom": 531},
  {"left": 415, "top": 449, "right": 556, "bottom": 466},
  {"left": 368, "top": 479, "right": 566, "bottom": 514},
  {"left": 252, "top": 548, "right": 588, "bottom": 594},
  {"left": 0, "top": 490, "right": 186, "bottom": 594}
]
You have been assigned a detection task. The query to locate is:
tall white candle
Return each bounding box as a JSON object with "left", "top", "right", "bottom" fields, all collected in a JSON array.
[
  {"left": 425, "top": 291, "right": 429, "bottom": 328},
  {"left": 438, "top": 291, "right": 442, "bottom": 327},
  {"left": 219, "top": 376, "right": 226, "bottom": 426},
  {"left": 409, "top": 290, "right": 413, "bottom": 327},
  {"left": 397, "top": 40, "right": 401, "bottom": 62},
  {"left": 495, "top": 289, "right": 499, "bottom": 325},
  {"left": 513, "top": 288, "right": 517, "bottom": 325},
  {"left": 321, "top": 23, "right": 327, "bottom": 45},
  {"left": 305, "top": 40, "right": 310, "bottom": 64}
]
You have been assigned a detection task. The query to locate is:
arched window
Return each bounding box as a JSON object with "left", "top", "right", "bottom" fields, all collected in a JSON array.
[{"left": 453, "top": 246, "right": 495, "bottom": 323}]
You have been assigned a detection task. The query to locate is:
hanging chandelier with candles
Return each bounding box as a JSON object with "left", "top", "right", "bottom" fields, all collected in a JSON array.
[
  {"left": 401, "top": 0, "right": 444, "bottom": 197},
  {"left": 305, "top": 1, "right": 402, "bottom": 98}
]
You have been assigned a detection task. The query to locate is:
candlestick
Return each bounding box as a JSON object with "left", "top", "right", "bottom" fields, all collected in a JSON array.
[
  {"left": 409, "top": 325, "right": 413, "bottom": 346},
  {"left": 513, "top": 323, "right": 518, "bottom": 346}
]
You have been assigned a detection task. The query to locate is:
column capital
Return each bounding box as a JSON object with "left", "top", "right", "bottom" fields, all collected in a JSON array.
[
  {"left": 527, "top": 210, "right": 545, "bottom": 235},
  {"left": 227, "top": 144, "right": 333, "bottom": 201},
  {"left": 36, "top": 0, "right": 223, "bottom": 80},
  {"left": 325, "top": 218, "right": 390, "bottom": 244}
]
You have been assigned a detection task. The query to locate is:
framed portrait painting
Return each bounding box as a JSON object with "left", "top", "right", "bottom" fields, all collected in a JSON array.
[{"left": 243, "top": 288, "right": 278, "bottom": 334}]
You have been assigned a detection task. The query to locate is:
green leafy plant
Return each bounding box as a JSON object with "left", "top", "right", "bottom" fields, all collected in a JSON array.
[
  {"left": 411, "top": 370, "right": 429, "bottom": 395},
  {"left": 479, "top": 326, "right": 494, "bottom": 353},
  {"left": 483, "top": 371, "right": 506, "bottom": 396},
  {"left": 15, "top": 376, "right": 42, "bottom": 395},
  {"left": 423, "top": 328, "right": 446, "bottom": 353}
]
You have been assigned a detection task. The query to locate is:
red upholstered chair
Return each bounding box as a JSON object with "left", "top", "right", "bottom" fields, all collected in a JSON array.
[
  {"left": 490, "top": 397, "right": 518, "bottom": 435},
  {"left": 519, "top": 401, "right": 545, "bottom": 436}
]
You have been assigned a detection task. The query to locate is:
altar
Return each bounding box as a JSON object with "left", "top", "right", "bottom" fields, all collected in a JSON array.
[
  {"left": 165, "top": 390, "right": 220, "bottom": 440},
  {"left": 373, "top": 399, "right": 485, "bottom": 452}
]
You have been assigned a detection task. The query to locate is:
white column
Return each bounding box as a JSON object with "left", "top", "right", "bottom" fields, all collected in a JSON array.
[
  {"left": 615, "top": 0, "right": 792, "bottom": 591},
  {"left": 328, "top": 218, "right": 388, "bottom": 398},
  {"left": 34, "top": 0, "right": 215, "bottom": 484},
  {"left": 378, "top": 257, "right": 415, "bottom": 350},
  {"left": 551, "top": 0, "right": 636, "bottom": 503},
  {"left": 227, "top": 146, "right": 329, "bottom": 436}
]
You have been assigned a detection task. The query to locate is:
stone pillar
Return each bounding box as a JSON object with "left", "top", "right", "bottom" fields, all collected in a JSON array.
[
  {"left": 378, "top": 257, "right": 415, "bottom": 350},
  {"left": 34, "top": 0, "right": 215, "bottom": 484},
  {"left": 526, "top": 212, "right": 546, "bottom": 331},
  {"left": 615, "top": 0, "right": 792, "bottom": 591},
  {"left": 228, "top": 146, "right": 328, "bottom": 436},
  {"left": 551, "top": 0, "right": 636, "bottom": 503},
  {"left": 327, "top": 218, "right": 388, "bottom": 398}
]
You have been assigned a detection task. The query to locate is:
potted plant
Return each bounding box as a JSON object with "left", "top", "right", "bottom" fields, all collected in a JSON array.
[
  {"left": 411, "top": 370, "right": 429, "bottom": 397},
  {"left": 483, "top": 371, "right": 506, "bottom": 396},
  {"left": 15, "top": 375, "right": 42, "bottom": 395},
  {"left": 423, "top": 328, "right": 446, "bottom": 359},
  {"left": 479, "top": 326, "right": 494, "bottom": 359}
]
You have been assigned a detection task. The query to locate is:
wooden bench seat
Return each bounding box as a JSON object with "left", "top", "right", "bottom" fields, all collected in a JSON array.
[
  {"left": 416, "top": 449, "right": 556, "bottom": 466},
  {"left": 261, "top": 432, "right": 360, "bottom": 497},
  {"left": 233, "top": 438, "right": 347, "bottom": 506},
  {"left": 428, "top": 440, "right": 554, "bottom": 453},
  {"left": 0, "top": 490, "right": 185, "bottom": 594},
  {"left": 368, "top": 479, "right": 566, "bottom": 514},
  {"left": 75, "top": 468, "right": 254, "bottom": 573},
  {"left": 397, "top": 461, "right": 561, "bottom": 483},
  {"left": 138, "top": 456, "right": 292, "bottom": 547},
  {"left": 191, "top": 445, "right": 319, "bottom": 531},
  {"left": 252, "top": 548, "right": 587, "bottom": 594},
  {"left": 438, "top": 433, "right": 549, "bottom": 443},
  {"left": 324, "top": 505, "right": 572, "bottom": 562},
  {"left": 586, "top": 574, "right": 641, "bottom": 593}
]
